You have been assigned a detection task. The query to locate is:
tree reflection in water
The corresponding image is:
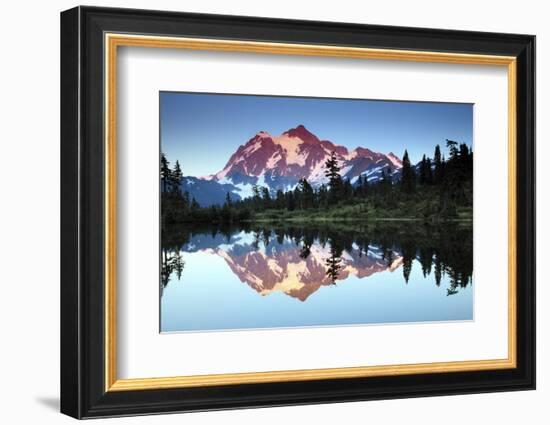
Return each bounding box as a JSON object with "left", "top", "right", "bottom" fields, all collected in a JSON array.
[
  {"left": 160, "top": 248, "right": 184, "bottom": 297},
  {"left": 161, "top": 220, "right": 473, "bottom": 299},
  {"left": 325, "top": 239, "right": 343, "bottom": 284}
]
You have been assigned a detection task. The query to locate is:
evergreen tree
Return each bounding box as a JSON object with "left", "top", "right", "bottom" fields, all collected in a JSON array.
[
  {"left": 285, "top": 190, "right": 296, "bottom": 211},
  {"left": 317, "top": 184, "right": 328, "bottom": 209},
  {"left": 224, "top": 192, "right": 232, "bottom": 207},
  {"left": 400, "top": 150, "right": 415, "bottom": 193},
  {"left": 293, "top": 186, "right": 304, "bottom": 210},
  {"left": 418, "top": 155, "right": 433, "bottom": 186},
  {"left": 342, "top": 178, "right": 353, "bottom": 200},
  {"left": 324, "top": 151, "right": 342, "bottom": 201},
  {"left": 418, "top": 154, "right": 428, "bottom": 185},
  {"left": 220, "top": 201, "right": 232, "bottom": 222},
  {"left": 446, "top": 139, "right": 459, "bottom": 160},
  {"left": 444, "top": 140, "right": 460, "bottom": 193},
  {"left": 182, "top": 191, "right": 190, "bottom": 209},
  {"left": 459, "top": 143, "right": 473, "bottom": 179},
  {"left": 356, "top": 175, "right": 364, "bottom": 197},
  {"left": 252, "top": 184, "right": 261, "bottom": 210},
  {"left": 275, "top": 189, "right": 285, "bottom": 209},
  {"left": 380, "top": 168, "right": 392, "bottom": 196},
  {"left": 298, "top": 178, "right": 315, "bottom": 209},
  {"left": 433, "top": 145, "right": 443, "bottom": 185},
  {"left": 361, "top": 175, "right": 370, "bottom": 197},
  {"left": 190, "top": 197, "right": 200, "bottom": 220},
  {"left": 261, "top": 186, "right": 271, "bottom": 209},
  {"left": 171, "top": 160, "right": 183, "bottom": 195},
  {"left": 425, "top": 157, "right": 433, "bottom": 185},
  {"left": 160, "top": 153, "right": 171, "bottom": 193}
]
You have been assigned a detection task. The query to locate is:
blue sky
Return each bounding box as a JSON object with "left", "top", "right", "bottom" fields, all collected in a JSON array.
[{"left": 160, "top": 92, "right": 473, "bottom": 177}]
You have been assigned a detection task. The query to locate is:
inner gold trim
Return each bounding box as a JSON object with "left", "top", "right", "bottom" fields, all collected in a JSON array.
[{"left": 104, "top": 33, "right": 518, "bottom": 392}]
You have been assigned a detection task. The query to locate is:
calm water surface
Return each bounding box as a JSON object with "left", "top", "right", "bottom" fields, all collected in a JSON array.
[{"left": 160, "top": 222, "right": 473, "bottom": 332}]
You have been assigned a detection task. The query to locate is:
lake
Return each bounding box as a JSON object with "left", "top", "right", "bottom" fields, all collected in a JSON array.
[{"left": 160, "top": 221, "right": 473, "bottom": 332}]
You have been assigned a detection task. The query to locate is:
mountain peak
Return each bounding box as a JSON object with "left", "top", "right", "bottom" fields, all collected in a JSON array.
[
  {"left": 285, "top": 124, "right": 308, "bottom": 133},
  {"left": 283, "top": 124, "right": 319, "bottom": 145}
]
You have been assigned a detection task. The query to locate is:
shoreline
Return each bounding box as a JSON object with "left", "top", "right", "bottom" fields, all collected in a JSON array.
[{"left": 164, "top": 216, "right": 473, "bottom": 226}]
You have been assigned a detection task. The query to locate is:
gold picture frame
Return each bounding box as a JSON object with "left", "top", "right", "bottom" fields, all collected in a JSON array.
[{"left": 104, "top": 33, "right": 517, "bottom": 392}]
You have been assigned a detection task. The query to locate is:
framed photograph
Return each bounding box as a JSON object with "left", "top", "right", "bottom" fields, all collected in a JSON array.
[{"left": 60, "top": 6, "right": 535, "bottom": 419}]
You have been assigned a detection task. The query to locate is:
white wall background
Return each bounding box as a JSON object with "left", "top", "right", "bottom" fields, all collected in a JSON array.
[{"left": 0, "top": 0, "right": 545, "bottom": 423}]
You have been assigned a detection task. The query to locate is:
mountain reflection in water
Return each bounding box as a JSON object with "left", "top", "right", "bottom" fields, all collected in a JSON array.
[{"left": 161, "top": 222, "right": 473, "bottom": 332}]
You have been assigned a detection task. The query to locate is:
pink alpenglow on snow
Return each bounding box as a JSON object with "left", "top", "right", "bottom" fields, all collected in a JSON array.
[{"left": 206, "top": 125, "right": 403, "bottom": 196}]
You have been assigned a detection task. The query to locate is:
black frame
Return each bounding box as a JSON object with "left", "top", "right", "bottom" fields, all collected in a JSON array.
[{"left": 61, "top": 6, "right": 536, "bottom": 419}]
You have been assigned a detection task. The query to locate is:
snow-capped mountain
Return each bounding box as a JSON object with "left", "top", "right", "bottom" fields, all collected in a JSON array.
[
  {"left": 179, "top": 125, "right": 402, "bottom": 205},
  {"left": 205, "top": 125, "right": 402, "bottom": 198}
]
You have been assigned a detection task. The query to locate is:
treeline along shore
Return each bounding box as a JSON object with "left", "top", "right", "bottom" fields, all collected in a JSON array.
[{"left": 161, "top": 139, "right": 473, "bottom": 225}]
